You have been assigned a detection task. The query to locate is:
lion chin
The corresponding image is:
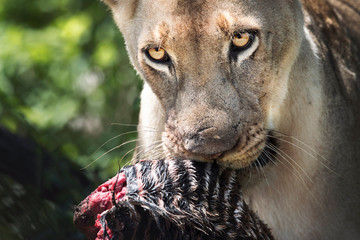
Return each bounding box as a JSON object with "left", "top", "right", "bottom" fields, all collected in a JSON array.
[{"left": 218, "top": 135, "right": 267, "bottom": 169}]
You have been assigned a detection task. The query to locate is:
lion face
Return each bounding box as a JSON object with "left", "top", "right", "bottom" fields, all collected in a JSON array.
[{"left": 104, "top": 0, "right": 304, "bottom": 168}]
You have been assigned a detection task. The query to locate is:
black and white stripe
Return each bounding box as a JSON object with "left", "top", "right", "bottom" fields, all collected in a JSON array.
[{"left": 101, "top": 159, "right": 273, "bottom": 240}]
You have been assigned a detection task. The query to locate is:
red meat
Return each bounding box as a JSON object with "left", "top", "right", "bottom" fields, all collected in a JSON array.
[
  {"left": 74, "top": 172, "right": 127, "bottom": 240},
  {"left": 74, "top": 160, "right": 273, "bottom": 240}
]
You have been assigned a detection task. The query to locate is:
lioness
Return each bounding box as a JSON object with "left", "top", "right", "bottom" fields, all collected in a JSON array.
[{"left": 102, "top": 0, "right": 360, "bottom": 239}]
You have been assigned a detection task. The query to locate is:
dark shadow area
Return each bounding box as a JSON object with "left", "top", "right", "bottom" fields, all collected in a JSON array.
[{"left": 0, "top": 127, "right": 92, "bottom": 239}]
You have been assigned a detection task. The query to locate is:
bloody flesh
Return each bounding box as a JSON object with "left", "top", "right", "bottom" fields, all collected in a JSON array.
[
  {"left": 74, "top": 160, "right": 274, "bottom": 240},
  {"left": 74, "top": 172, "right": 127, "bottom": 240}
]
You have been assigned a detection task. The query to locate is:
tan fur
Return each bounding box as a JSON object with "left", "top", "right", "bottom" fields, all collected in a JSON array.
[{"left": 102, "top": 0, "right": 360, "bottom": 239}]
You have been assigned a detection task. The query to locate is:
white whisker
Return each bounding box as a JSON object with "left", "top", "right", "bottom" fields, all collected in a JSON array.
[
  {"left": 258, "top": 156, "right": 270, "bottom": 188},
  {"left": 267, "top": 141, "right": 311, "bottom": 184},
  {"left": 111, "top": 122, "right": 162, "bottom": 132},
  {"left": 81, "top": 138, "right": 140, "bottom": 170},
  {"left": 133, "top": 140, "right": 164, "bottom": 161},
  {"left": 268, "top": 134, "right": 338, "bottom": 176},
  {"left": 272, "top": 131, "right": 329, "bottom": 164},
  {"left": 87, "top": 130, "right": 139, "bottom": 161}
]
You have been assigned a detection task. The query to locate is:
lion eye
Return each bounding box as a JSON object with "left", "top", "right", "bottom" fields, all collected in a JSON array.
[
  {"left": 147, "top": 47, "right": 168, "bottom": 62},
  {"left": 232, "top": 32, "right": 253, "bottom": 49}
]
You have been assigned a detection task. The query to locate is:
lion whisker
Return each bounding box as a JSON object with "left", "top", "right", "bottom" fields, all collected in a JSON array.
[
  {"left": 268, "top": 141, "right": 313, "bottom": 182},
  {"left": 132, "top": 140, "right": 164, "bottom": 161},
  {"left": 267, "top": 134, "right": 338, "bottom": 177},
  {"left": 81, "top": 138, "right": 140, "bottom": 170},
  {"left": 111, "top": 122, "right": 163, "bottom": 132},
  {"left": 271, "top": 130, "right": 331, "bottom": 165},
  {"left": 258, "top": 156, "right": 270, "bottom": 188},
  {"left": 87, "top": 130, "right": 140, "bottom": 162},
  {"left": 265, "top": 143, "right": 309, "bottom": 184},
  {"left": 118, "top": 140, "right": 164, "bottom": 168}
]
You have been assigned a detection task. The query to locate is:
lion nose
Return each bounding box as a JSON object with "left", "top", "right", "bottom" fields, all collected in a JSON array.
[{"left": 183, "top": 126, "right": 238, "bottom": 156}]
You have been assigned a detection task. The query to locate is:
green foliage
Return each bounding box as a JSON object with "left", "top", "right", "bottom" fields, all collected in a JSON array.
[
  {"left": 0, "top": 0, "right": 141, "bottom": 172},
  {"left": 0, "top": 0, "right": 142, "bottom": 239}
]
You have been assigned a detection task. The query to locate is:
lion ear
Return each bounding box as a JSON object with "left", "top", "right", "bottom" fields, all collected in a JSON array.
[{"left": 101, "top": 0, "right": 138, "bottom": 31}]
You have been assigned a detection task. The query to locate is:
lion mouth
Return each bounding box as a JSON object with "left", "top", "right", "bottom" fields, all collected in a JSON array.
[
  {"left": 217, "top": 131, "right": 276, "bottom": 169},
  {"left": 163, "top": 124, "right": 277, "bottom": 169}
]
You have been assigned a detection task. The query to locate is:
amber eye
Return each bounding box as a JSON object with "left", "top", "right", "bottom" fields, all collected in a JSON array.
[
  {"left": 147, "top": 47, "right": 168, "bottom": 62},
  {"left": 232, "top": 32, "right": 252, "bottom": 48}
]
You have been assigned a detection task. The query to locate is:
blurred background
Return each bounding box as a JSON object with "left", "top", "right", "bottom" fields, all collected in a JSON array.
[{"left": 0, "top": 0, "right": 142, "bottom": 239}]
